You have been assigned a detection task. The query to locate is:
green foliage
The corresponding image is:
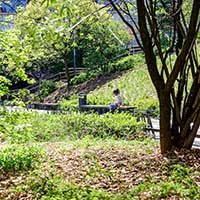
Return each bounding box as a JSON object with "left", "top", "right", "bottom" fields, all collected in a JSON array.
[
  {"left": 59, "top": 95, "right": 78, "bottom": 110},
  {"left": 128, "top": 163, "right": 200, "bottom": 199},
  {"left": 0, "top": 76, "right": 11, "bottom": 98},
  {"left": 111, "top": 54, "right": 145, "bottom": 72},
  {"left": 80, "top": 18, "right": 131, "bottom": 70},
  {"left": 0, "top": 29, "right": 34, "bottom": 97},
  {"left": 69, "top": 70, "right": 102, "bottom": 86},
  {"left": 69, "top": 55, "right": 145, "bottom": 87},
  {"left": 69, "top": 72, "right": 88, "bottom": 86},
  {"left": 14, "top": 167, "right": 123, "bottom": 199},
  {"left": 11, "top": 89, "right": 31, "bottom": 105},
  {"left": 14, "top": 0, "right": 131, "bottom": 86},
  {"left": 0, "top": 111, "right": 146, "bottom": 143},
  {"left": 0, "top": 144, "right": 45, "bottom": 172},
  {"left": 133, "top": 98, "right": 159, "bottom": 111},
  {"left": 0, "top": 111, "right": 36, "bottom": 143},
  {"left": 38, "top": 80, "right": 58, "bottom": 98},
  {"left": 70, "top": 135, "right": 156, "bottom": 150}
]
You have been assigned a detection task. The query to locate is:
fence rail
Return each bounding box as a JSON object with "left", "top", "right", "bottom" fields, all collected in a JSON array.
[{"left": 10, "top": 67, "right": 85, "bottom": 93}]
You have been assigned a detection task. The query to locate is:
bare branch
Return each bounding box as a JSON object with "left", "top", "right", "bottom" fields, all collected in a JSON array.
[
  {"left": 165, "top": 0, "right": 200, "bottom": 92},
  {"left": 108, "top": 0, "right": 143, "bottom": 50}
]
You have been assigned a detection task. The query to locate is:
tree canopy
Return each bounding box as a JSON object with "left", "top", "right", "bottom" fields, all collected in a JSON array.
[{"left": 0, "top": 0, "right": 130, "bottom": 96}]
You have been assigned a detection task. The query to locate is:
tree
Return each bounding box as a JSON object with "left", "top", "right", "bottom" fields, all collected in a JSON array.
[
  {"left": 15, "top": 0, "right": 130, "bottom": 84},
  {"left": 0, "top": 29, "right": 35, "bottom": 99},
  {"left": 108, "top": 0, "right": 200, "bottom": 153}
]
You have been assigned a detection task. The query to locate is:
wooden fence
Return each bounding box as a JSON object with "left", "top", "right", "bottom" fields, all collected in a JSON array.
[{"left": 10, "top": 67, "right": 85, "bottom": 93}]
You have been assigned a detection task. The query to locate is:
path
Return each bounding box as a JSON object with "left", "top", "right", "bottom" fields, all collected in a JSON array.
[{"left": 151, "top": 119, "right": 200, "bottom": 148}]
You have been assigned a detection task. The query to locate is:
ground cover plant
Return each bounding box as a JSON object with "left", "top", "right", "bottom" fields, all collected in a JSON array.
[
  {"left": 0, "top": 144, "right": 45, "bottom": 172},
  {"left": 0, "top": 135, "right": 200, "bottom": 199},
  {"left": 0, "top": 111, "right": 146, "bottom": 143},
  {"left": 0, "top": 111, "right": 199, "bottom": 199}
]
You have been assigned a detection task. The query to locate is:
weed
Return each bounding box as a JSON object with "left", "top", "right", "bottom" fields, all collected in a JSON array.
[{"left": 0, "top": 144, "right": 46, "bottom": 172}]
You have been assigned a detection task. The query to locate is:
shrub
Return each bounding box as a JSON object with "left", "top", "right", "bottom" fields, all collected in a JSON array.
[
  {"left": 69, "top": 72, "right": 88, "bottom": 86},
  {"left": 111, "top": 54, "right": 145, "bottom": 72},
  {"left": 0, "top": 111, "right": 36, "bottom": 143},
  {"left": 0, "top": 144, "right": 45, "bottom": 172},
  {"left": 38, "top": 80, "right": 57, "bottom": 98},
  {"left": 0, "top": 111, "right": 146, "bottom": 143},
  {"left": 59, "top": 95, "right": 78, "bottom": 111}
]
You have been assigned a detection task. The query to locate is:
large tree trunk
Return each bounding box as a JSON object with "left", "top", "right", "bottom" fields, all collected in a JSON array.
[{"left": 160, "top": 93, "right": 172, "bottom": 153}]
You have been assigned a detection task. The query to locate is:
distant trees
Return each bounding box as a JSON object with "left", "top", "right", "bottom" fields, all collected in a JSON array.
[
  {"left": 15, "top": 0, "right": 130, "bottom": 84},
  {"left": 109, "top": 0, "right": 200, "bottom": 153},
  {"left": 0, "top": 0, "right": 130, "bottom": 97},
  {"left": 0, "top": 29, "right": 35, "bottom": 98}
]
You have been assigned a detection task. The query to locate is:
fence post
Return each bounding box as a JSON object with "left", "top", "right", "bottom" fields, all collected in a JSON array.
[{"left": 79, "top": 93, "right": 87, "bottom": 112}]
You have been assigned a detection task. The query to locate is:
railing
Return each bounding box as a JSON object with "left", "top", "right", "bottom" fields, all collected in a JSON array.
[{"left": 10, "top": 67, "right": 85, "bottom": 93}]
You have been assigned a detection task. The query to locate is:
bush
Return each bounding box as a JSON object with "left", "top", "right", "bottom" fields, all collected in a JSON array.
[
  {"left": 0, "top": 112, "right": 146, "bottom": 143},
  {"left": 0, "top": 111, "right": 36, "bottom": 143},
  {"left": 69, "top": 55, "right": 145, "bottom": 86},
  {"left": 69, "top": 71, "right": 99, "bottom": 86},
  {"left": 38, "top": 80, "right": 57, "bottom": 98},
  {"left": 111, "top": 54, "right": 145, "bottom": 72},
  {"left": 69, "top": 72, "right": 88, "bottom": 86},
  {"left": 0, "top": 144, "right": 45, "bottom": 172},
  {"left": 59, "top": 95, "right": 78, "bottom": 111}
]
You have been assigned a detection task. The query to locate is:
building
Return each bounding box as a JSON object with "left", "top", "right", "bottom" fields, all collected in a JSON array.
[
  {"left": 0, "top": 0, "right": 27, "bottom": 31},
  {"left": 0, "top": 0, "right": 27, "bottom": 13}
]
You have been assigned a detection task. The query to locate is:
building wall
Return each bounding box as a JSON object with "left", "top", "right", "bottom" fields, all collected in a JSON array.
[
  {"left": 0, "top": 13, "right": 15, "bottom": 31},
  {"left": 0, "top": 0, "right": 27, "bottom": 31},
  {"left": 0, "top": 0, "right": 27, "bottom": 13}
]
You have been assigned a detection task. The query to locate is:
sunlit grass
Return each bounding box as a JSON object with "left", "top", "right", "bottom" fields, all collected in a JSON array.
[{"left": 87, "top": 66, "right": 158, "bottom": 110}]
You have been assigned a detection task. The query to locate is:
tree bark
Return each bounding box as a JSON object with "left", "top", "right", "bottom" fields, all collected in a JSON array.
[
  {"left": 160, "top": 93, "right": 172, "bottom": 153},
  {"left": 137, "top": 0, "right": 172, "bottom": 153}
]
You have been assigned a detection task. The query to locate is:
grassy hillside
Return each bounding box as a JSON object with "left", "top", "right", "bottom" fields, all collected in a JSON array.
[
  {"left": 87, "top": 67, "right": 158, "bottom": 110},
  {"left": 59, "top": 56, "right": 159, "bottom": 111}
]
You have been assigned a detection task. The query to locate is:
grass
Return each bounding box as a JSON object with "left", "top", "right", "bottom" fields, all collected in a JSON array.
[{"left": 88, "top": 67, "right": 158, "bottom": 109}]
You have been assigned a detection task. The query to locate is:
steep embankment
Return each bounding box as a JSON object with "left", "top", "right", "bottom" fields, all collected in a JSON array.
[
  {"left": 44, "top": 65, "right": 158, "bottom": 110},
  {"left": 44, "top": 70, "right": 129, "bottom": 103}
]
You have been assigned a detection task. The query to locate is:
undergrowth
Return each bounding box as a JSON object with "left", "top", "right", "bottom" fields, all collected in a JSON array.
[
  {"left": 0, "top": 111, "right": 146, "bottom": 143},
  {"left": 0, "top": 144, "right": 45, "bottom": 172}
]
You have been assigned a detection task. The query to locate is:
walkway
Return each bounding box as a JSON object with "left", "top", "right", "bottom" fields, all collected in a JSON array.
[{"left": 151, "top": 119, "right": 200, "bottom": 148}]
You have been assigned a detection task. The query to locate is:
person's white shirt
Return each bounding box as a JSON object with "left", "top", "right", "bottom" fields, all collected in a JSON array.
[{"left": 116, "top": 94, "right": 122, "bottom": 105}]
